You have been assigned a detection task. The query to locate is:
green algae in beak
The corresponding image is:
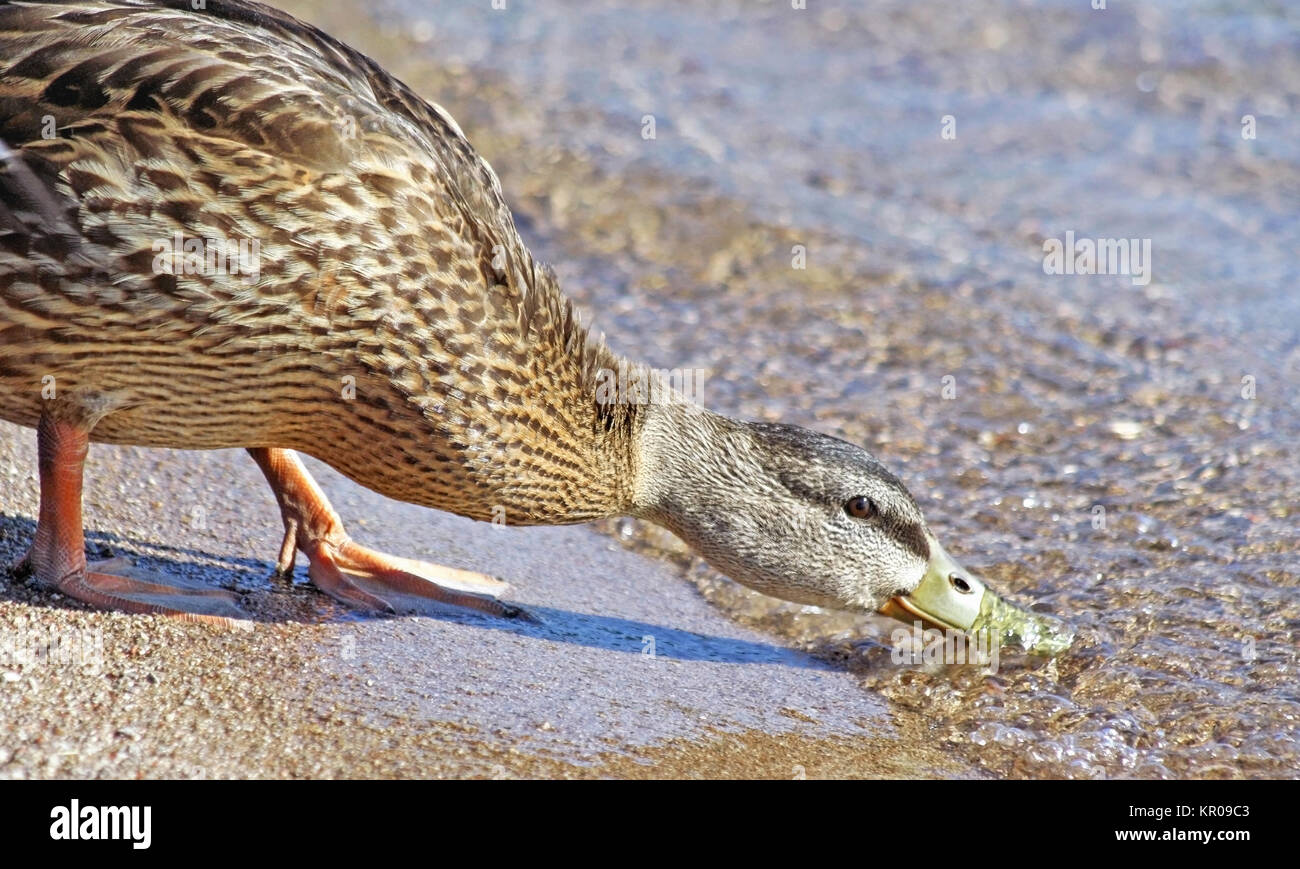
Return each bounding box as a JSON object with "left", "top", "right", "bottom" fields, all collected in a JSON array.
[
  {"left": 878, "top": 536, "right": 1074, "bottom": 656},
  {"left": 970, "top": 590, "right": 1075, "bottom": 657}
]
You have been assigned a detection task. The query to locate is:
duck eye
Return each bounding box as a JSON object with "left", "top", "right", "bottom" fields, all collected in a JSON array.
[{"left": 845, "top": 496, "right": 875, "bottom": 519}]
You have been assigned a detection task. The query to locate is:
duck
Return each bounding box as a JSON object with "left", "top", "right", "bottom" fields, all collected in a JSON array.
[{"left": 0, "top": 0, "right": 990, "bottom": 636}]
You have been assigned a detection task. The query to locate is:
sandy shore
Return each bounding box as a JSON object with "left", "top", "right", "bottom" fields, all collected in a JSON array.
[{"left": 0, "top": 429, "right": 978, "bottom": 778}]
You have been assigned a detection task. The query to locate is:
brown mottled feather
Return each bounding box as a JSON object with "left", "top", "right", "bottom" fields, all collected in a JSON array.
[{"left": 0, "top": 0, "right": 638, "bottom": 524}]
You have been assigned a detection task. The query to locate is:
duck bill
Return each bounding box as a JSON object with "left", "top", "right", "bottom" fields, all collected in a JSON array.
[{"left": 878, "top": 536, "right": 987, "bottom": 634}]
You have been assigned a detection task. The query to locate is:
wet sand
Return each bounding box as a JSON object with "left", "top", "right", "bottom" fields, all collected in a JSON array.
[{"left": 0, "top": 433, "right": 979, "bottom": 778}]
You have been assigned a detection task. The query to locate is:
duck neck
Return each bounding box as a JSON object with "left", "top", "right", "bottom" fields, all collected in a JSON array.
[
  {"left": 629, "top": 396, "right": 749, "bottom": 530},
  {"left": 487, "top": 361, "right": 726, "bottom": 527}
]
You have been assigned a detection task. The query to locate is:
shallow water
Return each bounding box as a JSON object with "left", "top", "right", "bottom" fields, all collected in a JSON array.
[{"left": 357, "top": 0, "right": 1299, "bottom": 777}]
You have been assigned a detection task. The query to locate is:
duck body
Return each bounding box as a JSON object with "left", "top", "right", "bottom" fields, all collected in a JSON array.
[
  {"left": 1, "top": 0, "right": 633, "bottom": 525},
  {"left": 0, "top": 0, "right": 993, "bottom": 635}
]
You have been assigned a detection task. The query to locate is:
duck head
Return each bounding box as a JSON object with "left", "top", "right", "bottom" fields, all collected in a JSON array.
[{"left": 633, "top": 401, "right": 988, "bottom": 632}]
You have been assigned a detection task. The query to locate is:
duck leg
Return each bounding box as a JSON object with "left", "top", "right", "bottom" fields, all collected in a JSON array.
[
  {"left": 17, "top": 413, "right": 247, "bottom": 625},
  {"left": 247, "top": 447, "right": 522, "bottom": 618}
]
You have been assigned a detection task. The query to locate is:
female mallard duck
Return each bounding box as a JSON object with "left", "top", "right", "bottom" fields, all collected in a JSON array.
[{"left": 0, "top": 0, "right": 989, "bottom": 634}]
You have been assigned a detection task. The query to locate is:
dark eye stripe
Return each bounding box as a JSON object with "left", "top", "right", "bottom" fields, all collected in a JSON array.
[{"left": 893, "top": 521, "right": 931, "bottom": 561}]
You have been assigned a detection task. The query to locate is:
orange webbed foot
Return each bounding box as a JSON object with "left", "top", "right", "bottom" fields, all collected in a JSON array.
[{"left": 249, "top": 447, "right": 530, "bottom": 620}]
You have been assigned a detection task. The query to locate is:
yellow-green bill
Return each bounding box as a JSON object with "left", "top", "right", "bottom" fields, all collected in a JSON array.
[{"left": 879, "top": 536, "right": 1075, "bottom": 656}]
